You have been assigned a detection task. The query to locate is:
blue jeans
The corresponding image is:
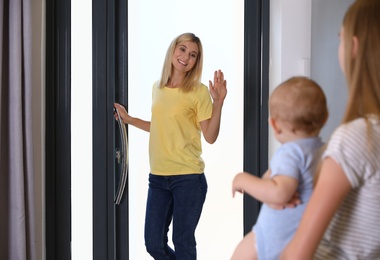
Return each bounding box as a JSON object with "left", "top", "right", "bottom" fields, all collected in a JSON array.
[{"left": 144, "top": 173, "right": 207, "bottom": 260}]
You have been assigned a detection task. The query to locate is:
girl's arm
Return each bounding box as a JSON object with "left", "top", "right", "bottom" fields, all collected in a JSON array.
[
  {"left": 232, "top": 170, "right": 299, "bottom": 205},
  {"left": 280, "top": 157, "right": 352, "bottom": 260},
  {"left": 114, "top": 103, "right": 151, "bottom": 132},
  {"left": 200, "top": 70, "right": 227, "bottom": 144}
]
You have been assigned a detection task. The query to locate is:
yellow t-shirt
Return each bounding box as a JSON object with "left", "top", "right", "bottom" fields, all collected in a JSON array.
[{"left": 149, "top": 82, "right": 213, "bottom": 175}]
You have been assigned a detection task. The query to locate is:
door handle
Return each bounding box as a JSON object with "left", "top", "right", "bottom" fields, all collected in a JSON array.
[{"left": 114, "top": 107, "right": 129, "bottom": 205}]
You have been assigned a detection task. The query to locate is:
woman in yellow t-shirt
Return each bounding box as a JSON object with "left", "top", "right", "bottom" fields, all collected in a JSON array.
[{"left": 114, "top": 32, "right": 227, "bottom": 259}]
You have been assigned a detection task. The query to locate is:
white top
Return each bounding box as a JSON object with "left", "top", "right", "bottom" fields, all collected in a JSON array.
[{"left": 315, "top": 116, "right": 380, "bottom": 259}]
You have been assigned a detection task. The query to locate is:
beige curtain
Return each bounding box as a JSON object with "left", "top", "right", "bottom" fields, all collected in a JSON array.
[{"left": 0, "top": 0, "right": 37, "bottom": 259}]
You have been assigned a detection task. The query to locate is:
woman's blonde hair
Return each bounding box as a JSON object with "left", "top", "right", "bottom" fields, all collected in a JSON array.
[
  {"left": 269, "top": 76, "right": 328, "bottom": 135},
  {"left": 159, "top": 32, "right": 203, "bottom": 93},
  {"left": 342, "top": 0, "right": 380, "bottom": 123}
]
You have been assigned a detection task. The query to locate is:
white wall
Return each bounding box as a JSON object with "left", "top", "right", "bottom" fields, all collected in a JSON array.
[
  {"left": 269, "top": 0, "right": 352, "bottom": 157},
  {"left": 311, "top": 0, "right": 354, "bottom": 139},
  {"left": 269, "top": 0, "right": 313, "bottom": 156},
  {"left": 128, "top": 1, "right": 244, "bottom": 259}
]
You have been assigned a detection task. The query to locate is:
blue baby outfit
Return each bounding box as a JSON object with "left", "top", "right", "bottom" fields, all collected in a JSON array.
[{"left": 253, "top": 137, "right": 324, "bottom": 260}]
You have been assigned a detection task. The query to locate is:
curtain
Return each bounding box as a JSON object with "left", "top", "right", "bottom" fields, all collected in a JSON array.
[{"left": 0, "top": 0, "right": 37, "bottom": 259}]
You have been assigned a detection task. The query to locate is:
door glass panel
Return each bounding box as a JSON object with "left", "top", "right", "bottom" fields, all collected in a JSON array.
[
  {"left": 72, "top": 1, "right": 93, "bottom": 259},
  {"left": 128, "top": 0, "right": 244, "bottom": 258}
]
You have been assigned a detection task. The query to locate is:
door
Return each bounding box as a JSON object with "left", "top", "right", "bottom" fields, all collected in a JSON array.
[
  {"left": 46, "top": 0, "right": 269, "bottom": 259},
  {"left": 93, "top": 0, "right": 129, "bottom": 259},
  {"left": 93, "top": 1, "right": 269, "bottom": 258}
]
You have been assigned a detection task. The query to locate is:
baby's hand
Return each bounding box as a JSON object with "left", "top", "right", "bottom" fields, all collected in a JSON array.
[
  {"left": 267, "top": 192, "right": 302, "bottom": 210},
  {"left": 232, "top": 172, "right": 246, "bottom": 198}
]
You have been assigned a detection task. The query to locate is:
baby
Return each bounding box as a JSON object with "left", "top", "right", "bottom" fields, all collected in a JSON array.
[{"left": 231, "top": 76, "right": 328, "bottom": 260}]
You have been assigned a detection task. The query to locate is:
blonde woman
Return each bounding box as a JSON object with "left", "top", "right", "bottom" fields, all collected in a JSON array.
[{"left": 115, "top": 32, "right": 227, "bottom": 259}]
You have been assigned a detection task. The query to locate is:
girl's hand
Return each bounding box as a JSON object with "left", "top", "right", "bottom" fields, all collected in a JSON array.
[
  {"left": 114, "top": 103, "right": 131, "bottom": 124},
  {"left": 209, "top": 69, "right": 227, "bottom": 104}
]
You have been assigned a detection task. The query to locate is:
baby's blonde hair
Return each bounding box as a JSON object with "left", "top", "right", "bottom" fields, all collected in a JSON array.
[{"left": 269, "top": 76, "right": 328, "bottom": 134}]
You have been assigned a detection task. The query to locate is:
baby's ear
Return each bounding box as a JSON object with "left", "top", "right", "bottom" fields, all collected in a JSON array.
[{"left": 269, "top": 117, "right": 281, "bottom": 134}]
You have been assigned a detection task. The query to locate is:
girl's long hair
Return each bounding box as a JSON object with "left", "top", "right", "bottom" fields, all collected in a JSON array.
[
  {"left": 158, "top": 33, "right": 203, "bottom": 93},
  {"left": 342, "top": 0, "right": 380, "bottom": 124},
  {"left": 315, "top": 0, "right": 380, "bottom": 185}
]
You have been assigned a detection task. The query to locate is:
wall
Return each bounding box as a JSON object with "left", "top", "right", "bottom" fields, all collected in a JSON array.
[
  {"left": 269, "top": 0, "right": 313, "bottom": 156},
  {"left": 311, "top": 0, "right": 354, "bottom": 138},
  {"left": 269, "top": 0, "right": 353, "bottom": 158}
]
